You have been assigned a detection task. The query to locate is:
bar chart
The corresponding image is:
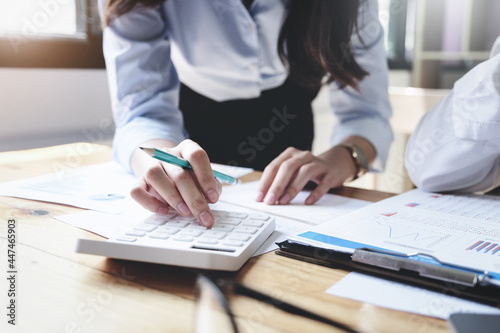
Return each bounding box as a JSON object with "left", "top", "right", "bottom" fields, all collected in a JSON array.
[{"left": 466, "top": 241, "right": 500, "bottom": 255}]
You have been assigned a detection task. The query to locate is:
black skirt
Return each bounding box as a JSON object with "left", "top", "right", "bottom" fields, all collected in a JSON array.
[{"left": 180, "top": 78, "right": 319, "bottom": 171}]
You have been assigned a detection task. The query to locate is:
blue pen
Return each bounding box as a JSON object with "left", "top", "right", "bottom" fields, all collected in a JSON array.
[{"left": 139, "top": 147, "right": 241, "bottom": 185}]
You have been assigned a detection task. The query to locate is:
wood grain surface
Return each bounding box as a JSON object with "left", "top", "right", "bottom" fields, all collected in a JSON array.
[{"left": 0, "top": 143, "right": 449, "bottom": 333}]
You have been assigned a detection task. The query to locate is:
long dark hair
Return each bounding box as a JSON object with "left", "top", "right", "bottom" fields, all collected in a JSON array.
[{"left": 103, "top": 0, "right": 368, "bottom": 91}]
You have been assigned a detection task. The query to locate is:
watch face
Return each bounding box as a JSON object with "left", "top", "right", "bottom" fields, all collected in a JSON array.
[
  {"left": 351, "top": 143, "right": 369, "bottom": 172},
  {"left": 336, "top": 143, "right": 367, "bottom": 180}
]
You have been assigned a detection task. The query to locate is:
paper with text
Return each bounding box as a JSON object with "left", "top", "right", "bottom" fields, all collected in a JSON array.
[
  {"left": 293, "top": 188, "right": 500, "bottom": 281},
  {"left": 220, "top": 181, "right": 370, "bottom": 225},
  {"left": 0, "top": 162, "right": 137, "bottom": 213},
  {"left": 327, "top": 272, "right": 500, "bottom": 319},
  {"left": 0, "top": 162, "right": 254, "bottom": 214}
]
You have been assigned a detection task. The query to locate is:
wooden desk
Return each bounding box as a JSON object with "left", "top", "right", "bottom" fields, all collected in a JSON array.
[{"left": 0, "top": 144, "right": 449, "bottom": 333}]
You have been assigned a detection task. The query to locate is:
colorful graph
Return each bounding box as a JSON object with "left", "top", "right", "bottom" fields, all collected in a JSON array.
[
  {"left": 466, "top": 241, "right": 500, "bottom": 254},
  {"left": 375, "top": 221, "right": 449, "bottom": 245}
]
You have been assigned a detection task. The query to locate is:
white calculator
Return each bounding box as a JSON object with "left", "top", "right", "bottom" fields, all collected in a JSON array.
[{"left": 76, "top": 210, "right": 275, "bottom": 271}]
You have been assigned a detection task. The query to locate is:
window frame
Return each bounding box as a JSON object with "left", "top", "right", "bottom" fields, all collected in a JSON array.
[
  {"left": 0, "top": 0, "right": 413, "bottom": 71},
  {"left": 0, "top": 0, "right": 104, "bottom": 69},
  {"left": 386, "top": 0, "right": 413, "bottom": 70}
]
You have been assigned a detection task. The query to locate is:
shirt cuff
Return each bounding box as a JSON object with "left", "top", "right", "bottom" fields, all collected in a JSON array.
[{"left": 112, "top": 117, "right": 187, "bottom": 173}]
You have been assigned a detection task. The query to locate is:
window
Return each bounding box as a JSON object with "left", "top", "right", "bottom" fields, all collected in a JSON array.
[
  {"left": 0, "top": 0, "right": 104, "bottom": 68},
  {"left": 379, "top": 0, "right": 415, "bottom": 69},
  {"left": 1, "top": 0, "right": 414, "bottom": 70}
]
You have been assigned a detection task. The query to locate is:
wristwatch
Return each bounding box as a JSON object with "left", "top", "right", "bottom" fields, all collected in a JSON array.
[{"left": 336, "top": 143, "right": 369, "bottom": 180}]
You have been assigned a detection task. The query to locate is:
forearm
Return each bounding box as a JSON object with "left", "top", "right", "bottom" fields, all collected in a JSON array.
[
  {"left": 405, "top": 110, "right": 500, "bottom": 193},
  {"left": 405, "top": 95, "right": 500, "bottom": 193},
  {"left": 406, "top": 140, "right": 500, "bottom": 193},
  {"left": 101, "top": 3, "right": 186, "bottom": 173}
]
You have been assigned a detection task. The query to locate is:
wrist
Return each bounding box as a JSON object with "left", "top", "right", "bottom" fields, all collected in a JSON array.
[
  {"left": 334, "top": 143, "right": 369, "bottom": 181},
  {"left": 321, "top": 146, "right": 357, "bottom": 183}
]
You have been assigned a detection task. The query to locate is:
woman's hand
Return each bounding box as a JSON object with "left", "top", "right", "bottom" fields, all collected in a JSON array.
[
  {"left": 255, "top": 137, "right": 375, "bottom": 205},
  {"left": 130, "top": 139, "right": 222, "bottom": 227}
]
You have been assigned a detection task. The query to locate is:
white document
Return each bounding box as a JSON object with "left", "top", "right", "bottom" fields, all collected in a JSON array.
[
  {"left": 0, "top": 162, "right": 137, "bottom": 213},
  {"left": 57, "top": 180, "right": 370, "bottom": 255},
  {"left": 219, "top": 181, "right": 371, "bottom": 254},
  {"left": 292, "top": 188, "right": 500, "bottom": 281},
  {"left": 220, "top": 181, "right": 371, "bottom": 225},
  {"left": 0, "top": 161, "right": 254, "bottom": 214},
  {"left": 56, "top": 206, "right": 150, "bottom": 238},
  {"left": 326, "top": 272, "right": 500, "bottom": 319}
]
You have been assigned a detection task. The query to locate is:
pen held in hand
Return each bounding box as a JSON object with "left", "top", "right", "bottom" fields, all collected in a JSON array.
[{"left": 139, "top": 147, "right": 241, "bottom": 185}]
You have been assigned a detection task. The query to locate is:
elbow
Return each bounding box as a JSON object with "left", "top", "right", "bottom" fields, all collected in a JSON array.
[
  {"left": 405, "top": 151, "right": 436, "bottom": 191},
  {"left": 406, "top": 157, "right": 500, "bottom": 194},
  {"left": 407, "top": 171, "right": 453, "bottom": 193},
  {"left": 405, "top": 151, "right": 464, "bottom": 192}
]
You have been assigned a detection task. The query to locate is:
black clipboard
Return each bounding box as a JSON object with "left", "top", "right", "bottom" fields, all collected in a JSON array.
[
  {"left": 275, "top": 240, "right": 500, "bottom": 307},
  {"left": 448, "top": 313, "right": 500, "bottom": 333}
]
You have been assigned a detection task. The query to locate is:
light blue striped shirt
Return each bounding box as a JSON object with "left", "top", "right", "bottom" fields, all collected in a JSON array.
[{"left": 98, "top": 0, "right": 393, "bottom": 172}]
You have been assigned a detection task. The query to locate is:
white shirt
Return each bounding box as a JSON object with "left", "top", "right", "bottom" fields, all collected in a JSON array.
[
  {"left": 405, "top": 37, "right": 500, "bottom": 193},
  {"left": 99, "top": 0, "right": 393, "bottom": 172}
]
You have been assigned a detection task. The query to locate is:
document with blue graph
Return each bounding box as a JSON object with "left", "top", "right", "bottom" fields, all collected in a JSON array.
[{"left": 290, "top": 188, "right": 500, "bottom": 286}]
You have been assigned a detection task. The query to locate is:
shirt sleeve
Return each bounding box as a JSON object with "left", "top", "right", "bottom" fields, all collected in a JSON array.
[
  {"left": 328, "top": 0, "right": 393, "bottom": 172},
  {"left": 99, "top": 2, "right": 187, "bottom": 172},
  {"left": 405, "top": 51, "right": 500, "bottom": 193}
]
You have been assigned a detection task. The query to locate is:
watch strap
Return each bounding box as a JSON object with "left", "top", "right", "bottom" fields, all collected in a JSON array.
[{"left": 336, "top": 143, "right": 369, "bottom": 181}]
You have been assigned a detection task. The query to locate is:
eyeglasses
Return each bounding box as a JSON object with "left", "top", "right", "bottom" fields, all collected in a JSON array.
[
  {"left": 194, "top": 274, "right": 239, "bottom": 333},
  {"left": 194, "top": 274, "right": 361, "bottom": 333}
]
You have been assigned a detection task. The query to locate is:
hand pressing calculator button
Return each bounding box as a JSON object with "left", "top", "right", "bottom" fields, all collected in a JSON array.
[{"left": 75, "top": 210, "right": 275, "bottom": 271}]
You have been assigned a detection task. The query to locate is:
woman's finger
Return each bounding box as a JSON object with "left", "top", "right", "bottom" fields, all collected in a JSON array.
[
  {"left": 161, "top": 162, "right": 215, "bottom": 227},
  {"left": 256, "top": 147, "right": 299, "bottom": 202},
  {"left": 278, "top": 161, "right": 325, "bottom": 205},
  {"left": 262, "top": 150, "right": 315, "bottom": 205},
  {"left": 130, "top": 177, "right": 171, "bottom": 214}
]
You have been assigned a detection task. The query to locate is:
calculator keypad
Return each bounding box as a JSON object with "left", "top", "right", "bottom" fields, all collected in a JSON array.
[{"left": 116, "top": 210, "right": 271, "bottom": 252}]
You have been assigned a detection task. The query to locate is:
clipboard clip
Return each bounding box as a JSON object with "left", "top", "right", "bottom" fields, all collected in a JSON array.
[{"left": 352, "top": 248, "right": 490, "bottom": 287}]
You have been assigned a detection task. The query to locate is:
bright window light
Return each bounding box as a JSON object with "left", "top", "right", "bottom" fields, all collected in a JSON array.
[
  {"left": 0, "top": 0, "right": 77, "bottom": 36},
  {"left": 378, "top": 0, "right": 393, "bottom": 55}
]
